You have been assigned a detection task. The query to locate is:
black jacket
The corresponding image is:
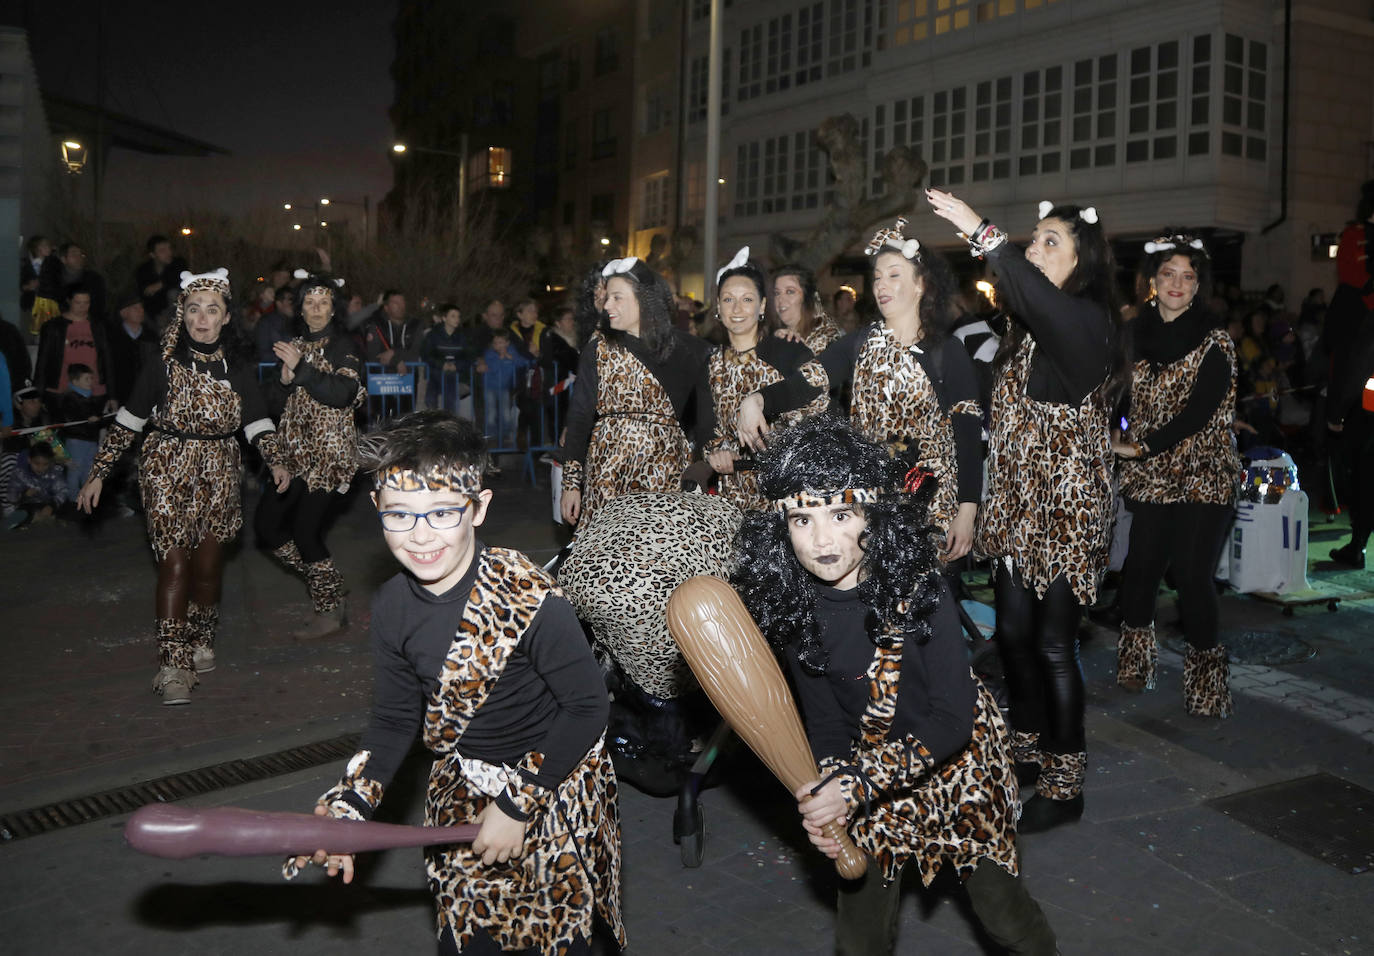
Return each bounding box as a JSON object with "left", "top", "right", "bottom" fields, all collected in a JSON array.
[{"left": 34, "top": 314, "right": 118, "bottom": 404}]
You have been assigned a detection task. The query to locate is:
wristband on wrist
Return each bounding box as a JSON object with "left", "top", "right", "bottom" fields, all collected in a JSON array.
[{"left": 965, "top": 221, "right": 1008, "bottom": 258}]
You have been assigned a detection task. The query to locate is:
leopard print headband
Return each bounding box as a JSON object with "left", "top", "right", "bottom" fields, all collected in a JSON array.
[
  {"left": 373, "top": 463, "right": 483, "bottom": 496},
  {"left": 770, "top": 488, "right": 882, "bottom": 514}
]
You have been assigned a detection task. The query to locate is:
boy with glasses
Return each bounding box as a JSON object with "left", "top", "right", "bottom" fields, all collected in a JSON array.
[{"left": 286, "top": 410, "right": 624, "bottom": 955}]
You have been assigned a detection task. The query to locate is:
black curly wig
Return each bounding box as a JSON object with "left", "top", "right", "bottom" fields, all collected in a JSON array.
[{"left": 731, "top": 413, "right": 943, "bottom": 675}]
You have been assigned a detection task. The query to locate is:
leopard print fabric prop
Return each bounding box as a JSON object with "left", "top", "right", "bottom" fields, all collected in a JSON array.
[
  {"left": 561, "top": 340, "right": 691, "bottom": 531},
  {"left": 770, "top": 487, "right": 881, "bottom": 514},
  {"left": 978, "top": 338, "right": 1114, "bottom": 605},
  {"left": 1120, "top": 329, "right": 1240, "bottom": 505},
  {"left": 422, "top": 547, "right": 624, "bottom": 954},
  {"left": 279, "top": 335, "right": 364, "bottom": 493},
  {"left": 850, "top": 326, "right": 981, "bottom": 533},
  {"left": 559, "top": 491, "right": 742, "bottom": 699},
  {"left": 706, "top": 345, "right": 829, "bottom": 511},
  {"left": 819, "top": 634, "right": 1019, "bottom": 885}
]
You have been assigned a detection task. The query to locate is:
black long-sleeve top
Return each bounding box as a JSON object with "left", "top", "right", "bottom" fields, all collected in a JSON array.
[
  {"left": 558, "top": 328, "right": 715, "bottom": 462},
  {"left": 264, "top": 327, "right": 364, "bottom": 412},
  {"left": 119, "top": 341, "right": 275, "bottom": 442},
  {"left": 750, "top": 334, "right": 828, "bottom": 412},
  {"left": 788, "top": 582, "right": 975, "bottom": 768},
  {"left": 986, "top": 241, "right": 1116, "bottom": 404},
  {"left": 1128, "top": 303, "right": 1231, "bottom": 456},
  {"left": 359, "top": 543, "right": 608, "bottom": 821}
]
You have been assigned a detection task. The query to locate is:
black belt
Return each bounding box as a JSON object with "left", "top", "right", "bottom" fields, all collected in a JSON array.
[{"left": 148, "top": 422, "right": 236, "bottom": 441}]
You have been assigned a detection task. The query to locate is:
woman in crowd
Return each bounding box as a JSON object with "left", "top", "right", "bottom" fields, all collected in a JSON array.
[
  {"left": 927, "top": 191, "right": 1124, "bottom": 833},
  {"left": 772, "top": 264, "right": 844, "bottom": 355},
  {"left": 1114, "top": 234, "right": 1239, "bottom": 717},
  {"left": 705, "top": 248, "right": 830, "bottom": 511},
  {"left": 256, "top": 270, "right": 365, "bottom": 640},
  {"left": 78, "top": 269, "right": 287, "bottom": 705},
  {"left": 741, "top": 218, "right": 983, "bottom": 563},
  {"left": 558, "top": 257, "right": 713, "bottom": 530}
]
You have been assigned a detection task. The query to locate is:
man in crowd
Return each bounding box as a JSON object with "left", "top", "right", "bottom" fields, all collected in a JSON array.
[
  {"left": 40, "top": 243, "right": 107, "bottom": 325},
  {"left": 134, "top": 235, "right": 189, "bottom": 322}
]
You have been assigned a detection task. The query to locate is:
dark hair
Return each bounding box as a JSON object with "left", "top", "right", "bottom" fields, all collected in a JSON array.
[
  {"left": 435, "top": 302, "right": 460, "bottom": 317},
  {"left": 67, "top": 363, "right": 93, "bottom": 379},
  {"left": 170, "top": 285, "right": 252, "bottom": 370},
  {"left": 772, "top": 264, "right": 824, "bottom": 338},
  {"left": 59, "top": 242, "right": 82, "bottom": 259},
  {"left": 513, "top": 299, "right": 537, "bottom": 315},
  {"left": 600, "top": 260, "right": 677, "bottom": 362},
  {"left": 716, "top": 259, "right": 776, "bottom": 335},
  {"left": 1139, "top": 230, "right": 1213, "bottom": 304},
  {"left": 25, "top": 235, "right": 48, "bottom": 257},
  {"left": 274, "top": 286, "right": 295, "bottom": 303},
  {"left": 382, "top": 289, "right": 405, "bottom": 306},
  {"left": 357, "top": 409, "right": 490, "bottom": 481},
  {"left": 731, "top": 413, "right": 942, "bottom": 675},
  {"left": 575, "top": 262, "right": 609, "bottom": 343},
  {"left": 146, "top": 234, "right": 170, "bottom": 253},
  {"left": 870, "top": 245, "right": 959, "bottom": 345},
  {"left": 481, "top": 297, "right": 504, "bottom": 314},
  {"left": 833, "top": 286, "right": 856, "bottom": 307},
  {"left": 292, "top": 273, "right": 347, "bottom": 334},
  {"left": 490, "top": 327, "right": 511, "bottom": 340},
  {"left": 29, "top": 441, "right": 54, "bottom": 460},
  {"left": 1356, "top": 180, "right": 1374, "bottom": 223},
  {"left": 62, "top": 284, "right": 92, "bottom": 311},
  {"left": 553, "top": 305, "right": 574, "bottom": 323},
  {"left": 994, "top": 204, "right": 1127, "bottom": 398}
]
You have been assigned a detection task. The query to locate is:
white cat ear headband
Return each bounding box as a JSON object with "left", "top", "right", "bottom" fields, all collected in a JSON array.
[
  {"left": 1038, "top": 201, "right": 1098, "bottom": 225},
  {"left": 602, "top": 257, "right": 641, "bottom": 279},
  {"left": 715, "top": 246, "right": 751, "bottom": 286},
  {"left": 1143, "top": 235, "right": 1207, "bottom": 255},
  {"left": 293, "top": 268, "right": 345, "bottom": 294},
  {"left": 865, "top": 218, "right": 921, "bottom": 260},
  {"left": 179, "top": 268, "right": 229, "bottom": 291}
]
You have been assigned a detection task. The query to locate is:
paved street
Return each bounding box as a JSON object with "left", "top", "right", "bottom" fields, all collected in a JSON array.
[{"left": 2, "top": 466, "right": 1371, "bottom": 955}]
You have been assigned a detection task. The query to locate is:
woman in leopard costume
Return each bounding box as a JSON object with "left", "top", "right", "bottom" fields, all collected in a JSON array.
[
  {"left": 732, "top": 414, "right": 1056, "bottom": 955},
  {"left": 78, "top": 269, "right": 287, "bottom": 705},
  {"left": 704, "top": 248, "right": 830, "bottom": 511},
  {"left": 1113, "top": 235, "right": 1239, "bottom": 717},
  {"left": 928, "top": 190, "right": 1126, "bottom": 834},
  {"left": 255, "top": 270, "right": 364, "bottom": 640},
  {"left": 772, "top": 263, "right": 844, "bottom": 355},
  {"left": 558, "top": 257, "right": 713, "bottom": 531}
]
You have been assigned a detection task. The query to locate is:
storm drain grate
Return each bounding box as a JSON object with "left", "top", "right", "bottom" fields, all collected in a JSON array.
[
  {"left": 0, "top": 733, "right": 360, "bottom": 844},
  {"left": 1208, "top": 772, "right": 1374, "bottom": 875}
]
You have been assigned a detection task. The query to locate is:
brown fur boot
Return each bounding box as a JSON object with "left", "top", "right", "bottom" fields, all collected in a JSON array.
[
  {"left": 1116, "top": 624, "right": 1157, "bottom": 692},
  {"left": 1183, "top": 645, "right": 1234, "bottom": 718}
]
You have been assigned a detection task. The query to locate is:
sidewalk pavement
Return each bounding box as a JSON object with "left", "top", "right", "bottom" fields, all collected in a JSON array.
[{"left": 1, "top": 472, "right": 1371, "bottom": 955}]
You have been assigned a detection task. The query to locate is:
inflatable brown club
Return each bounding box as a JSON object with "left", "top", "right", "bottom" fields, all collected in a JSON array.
[
  {"left": 667, "top": 575, "right": 869, "bottom": 880},
  {"left": 124, "top": 804, "right": 480, "bottom": 859}
]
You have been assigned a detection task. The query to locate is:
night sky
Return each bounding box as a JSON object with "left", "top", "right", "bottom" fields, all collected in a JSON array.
[{"left": 17, "top": 0, "right": 397, "bottom": 222}]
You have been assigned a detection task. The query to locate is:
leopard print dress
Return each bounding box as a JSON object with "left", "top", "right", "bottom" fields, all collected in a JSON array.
[
  {"left": 850, "top": 327, "right": 982, "bottom": 534},
  {"left": 803, "top": 317, "right": 844, "bottom": 355},
  {"left": 277, "top": 334, "right": 364, "bottom": 493},
  {"left": 1119, "top": 329, "right": 1239, "bottom": 505},
  {"left": 312, "top": 548, "right": 625, "bottom": 953},
  {"left": 563, "top": 340, "right": 692, "bottom": 531},
  {"left": 820, "top": 636, "right": 1019, "bottom": 885},
  {"left": 705, "top": 344, "right": 828, "bottom": 511},
  {"left": 978, "top": 338, "right": 1114, "bottom": 604},
  {"left": 90, "top": 350, "right": 280, "bottom": 559}
]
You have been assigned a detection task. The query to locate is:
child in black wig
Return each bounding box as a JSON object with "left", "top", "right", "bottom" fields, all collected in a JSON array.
[{"left": 732, "top": 413, "right": 1056, "bottom": 955}]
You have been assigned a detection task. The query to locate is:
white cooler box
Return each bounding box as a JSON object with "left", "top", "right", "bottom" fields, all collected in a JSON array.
[{"left": 1226, "top": 490, "right": 1311, "bottom": 594}]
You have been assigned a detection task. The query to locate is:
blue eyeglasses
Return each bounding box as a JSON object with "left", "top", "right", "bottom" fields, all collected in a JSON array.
[{"left": 377, "top": 501, "right": 471, "bottom": 532}]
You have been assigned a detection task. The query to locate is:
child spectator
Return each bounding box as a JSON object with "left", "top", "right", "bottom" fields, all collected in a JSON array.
[
  {"left": 2, "top": 384, "right": 53, "bottom": 512},
  {"left": 7, "top": 442, "right": 77, "bottom": 529},
  {"left": 421, "top": 303, "right": 474, "bottom": 419},
  {"left": 284, "top": 410, "right": 623, "bottom": 955},
  {"left": 481, "top": 328, "right": 532, "bottom": 447},
  {"left": 57, "top": 363, "right": 106, "bottom": 499}
]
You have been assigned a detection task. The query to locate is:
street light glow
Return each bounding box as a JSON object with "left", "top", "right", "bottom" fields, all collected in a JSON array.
[
  {"left": 180, "top": 227, "right": 193, "bottom": 236},
  {"left": 599, "top": 237, "right": 610, "bottom": 246},
  {"left": 319, "top": 198, "right": 330, "bottom": 205},
  {"left": 320, "top": 221, "right": 328, "bottom": 227},
  {"left": 292, "top": 224, "right": 302, "bottom": 230},
  {"left": 718, "top": 178, "right": 726, "bottom": 184},
  {"left": 63, "top": 140, "right": 82, "bottom": 150},
  {"left": 283, "top": 203, "right": 292, "bottom": 210},
  {"left": 392, "top": 143, "right": 407, "bottom": 153}
]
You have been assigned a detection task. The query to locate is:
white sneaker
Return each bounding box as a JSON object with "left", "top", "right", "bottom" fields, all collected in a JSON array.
[
  {"left": 193, "top": 646, "right": 216, "bottom": 673},
  {"left": 152, "top": 667, "right": 194, "bottom": 705}
]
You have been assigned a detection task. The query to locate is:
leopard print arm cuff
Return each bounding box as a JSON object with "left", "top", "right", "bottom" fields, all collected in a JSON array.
[
  {"left": 856, "top": 735, "right": 934, "bottom": 794},
  {"left": 253, "top": 430, "right": 284, "bottom": 469},
  {"left": 560, "top": 459, "right": 584, "bottom": 493},
  {"left": 317, "top": 750, "right": 385, "bottom": 821},
  {"left": 89, "top": 425, "right": 137, "bottom": 482}
]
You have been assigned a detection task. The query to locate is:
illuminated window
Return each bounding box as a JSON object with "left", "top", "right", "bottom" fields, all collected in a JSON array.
[
  {"left": 1070, "top": 53, "right": 1118, "bottom": 170},
  {"left": 485, "top": 147, "right": 511, "bottom": 187}
]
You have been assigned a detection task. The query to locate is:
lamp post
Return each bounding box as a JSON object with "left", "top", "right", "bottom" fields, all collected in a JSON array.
[
  {"left": 392, "top": 136, "right": 469, "bottom": 261},
  {"left": 317, "top": 196, "right": 372, "bottom": 247}
]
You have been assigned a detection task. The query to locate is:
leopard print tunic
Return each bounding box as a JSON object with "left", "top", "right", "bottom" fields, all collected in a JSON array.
[
  {"left": 564, "top": 340, "right": 691, "bottom": 531},
  {"left": 559, "top": 491, "right": 742, "bottom": 698},
  {"left": 978, "top": 339, "right": 1114, "bottom": 604},
  {"left": 90, "top": 350, "right": 280, "bottom": 560},
  {"left": 422, "top": 547, "right": 624, "bottom": 954},
  {"left": 820, "top": 635, "right": 1019, "bottom": 886},
  {"left": 706, "top": 346, "right": 828, "bottom": 511},
  {"left": 803, "top": 316, "right": 844, "bottom": 355},
  {"left": 1120, "top": 329, "right": 1239, "bottom": 505},
  {"left": 277, "top": 334, "right": 364, "bottom": 493},
  {"left": 850, "top": 327, "right": 981, "bottom": 534}
]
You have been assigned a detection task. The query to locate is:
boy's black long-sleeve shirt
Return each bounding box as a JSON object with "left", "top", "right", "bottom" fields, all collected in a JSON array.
[
  {"left": 360, "top": 543, "right": 608, "bottom": 820},
  {"left": 787, "top": 582, "right": 975, "bottom": 770}
]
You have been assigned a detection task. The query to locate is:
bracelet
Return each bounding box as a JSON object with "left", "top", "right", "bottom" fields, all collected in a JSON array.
[{"left": 965, "top": 221, "right": 1008, "bottom": 258}]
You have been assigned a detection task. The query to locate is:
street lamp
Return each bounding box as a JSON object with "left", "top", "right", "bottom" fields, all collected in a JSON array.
[
  {"left": 60, "top": 139, "right": 87, "bottom": 174},
  {"left": 181, "top": 226, "right": 193, "bottom": 236},
  {"left": 283, "top": 203, "right": 293, "bottom": 210},
  {"left": 391, "top": 137, "right": 469, "bottom": 260}
]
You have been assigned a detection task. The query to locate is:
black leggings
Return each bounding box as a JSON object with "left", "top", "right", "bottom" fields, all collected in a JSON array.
[
  {"left": 1118, "top": 500, "right": 1232, "bottom": 650},
  {"left": 254, "top": 476, "right": 338, "bottom": 562},
  {"left": 1335, "top": 408, "right": 1374, "bottom": 548},
  {"left": 994, "top": 567, "right": 1085, "bottom": 754},
  {"left": 156, "top": 537, "right": 223, "bottom": 620},
  {"left": 437, "top": 926, "right": 590, "bottom": 956}
]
